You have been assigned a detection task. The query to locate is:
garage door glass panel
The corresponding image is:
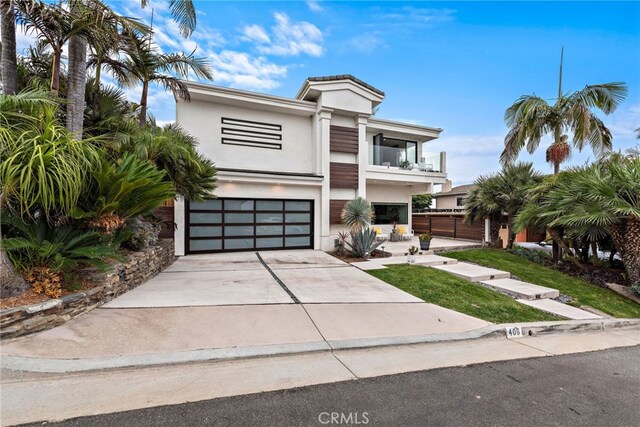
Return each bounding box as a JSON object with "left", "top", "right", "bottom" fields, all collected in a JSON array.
[
  {"left": 285, "top": 201, "right": 311, "bottom": 211},
  {"left": 224, "top": 213, "right": 253, "bottom": 223},
  {"left": 257, "top": 225, "right": 283, "bottom": 235},
  {"left": 190, "top": 200, "right": 222, "bottom": 210},
  {"left": 257, "top": 213, "right": 283, "bottom": 223},
  {"left": 256, "top": 237, "right": 284, "bottom": 248},
  {"left": 285, "top": 225, "right": 310, "bottom": 235},
  {"left": 190, "top": 212, "right": 222, "bottom": 223},
  {"left": 256, "top": 200, "right": 283, "bottom": 211},
  {"left": 285, "top": 236, "right": 310, "bottom": 246},
  {"left": 190, "top": 226, "right": 221, "bottom": 237},
  {"left": 190, "top": 239, "right": 222, "bottom": 251},
  {"left": 224, "top": 238, "right": 254, "bottom": 250},
  {"left": 224, "top": 199, "right": 254, "bottom": 211},
  {"left": 285, "top": 213, "right": 310, "bottom": 223},
  {"left": 224, "top": 226, "right": 254, "bottom": 236}
]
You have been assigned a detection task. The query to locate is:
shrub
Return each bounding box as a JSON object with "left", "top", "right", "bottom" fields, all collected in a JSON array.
[
  {"left": 0, "top": 213, "right": 124, "bottom": 296},
  {"left": 419, "top": 232, "right": 432, "bottom": 241},
  {"left": 507, "top": 246, "right": 551, "bottom": 265},
  {"left": 630, "top": 282, "right": 640, "bottom": 296},
  {"left": 345, "top": 228, "right": 383, "bottom": 259},
  {"left": 72, "top": 154, "right": 175, "bottom": 232}
]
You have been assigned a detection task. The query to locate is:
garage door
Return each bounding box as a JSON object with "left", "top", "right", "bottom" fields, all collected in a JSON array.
[{"left": 186, "top": 198, "right": 314, "bottom": 253}]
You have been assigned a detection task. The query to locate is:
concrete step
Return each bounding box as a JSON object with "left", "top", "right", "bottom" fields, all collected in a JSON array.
[
  {"left": 432, "top": 262, "right": 511, "bottom": 282},
  {"left": 517, "top": 299, "right": 603, "bottom": 320},
  {"left": 480, "top": 278, "right": 560, "bottom": 300},
  {"left": 378, "top": 255, "right": 458, "bottom": 267}
]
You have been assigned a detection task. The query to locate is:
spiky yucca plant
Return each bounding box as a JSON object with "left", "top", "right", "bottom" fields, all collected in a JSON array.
[{"left": 341, "top": 197, "right": 374, "bottom": 232}]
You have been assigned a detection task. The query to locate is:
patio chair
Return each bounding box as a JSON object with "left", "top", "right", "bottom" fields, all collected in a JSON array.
[
  {"left": 373, "top": 226, "right": 388, "bottom": 241},
  {"left": 397, "top": 226, "right": 413, "bottom": 241}
]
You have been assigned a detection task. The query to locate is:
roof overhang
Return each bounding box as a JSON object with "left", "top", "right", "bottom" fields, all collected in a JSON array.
[
  {"left": 367, "top": 117, "right": 443, "bottom": 142},
  {"left": 181, "top": 80, "right": 317, "bottom": 117}
]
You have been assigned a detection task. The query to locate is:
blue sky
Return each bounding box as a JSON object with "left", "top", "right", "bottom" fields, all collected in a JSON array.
[{"left": 21, "top": 1, "right": 640, "bottom": 184}]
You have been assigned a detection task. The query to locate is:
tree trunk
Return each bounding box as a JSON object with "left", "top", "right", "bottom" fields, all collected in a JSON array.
[
  {"left": 0, "top": 193, "right": 29, "bottom": 297},
  {"left": 0, "top": 0, "right": 18, "bottom": 95},
  {"left": 549, "top": 227, "right": 585, "bottom": 269},
  {"left": 50, "top": 48, "right": 62, "bottom": 97},
  {"left": 614, "top": 218, "right": 640, "bottom": 284},
  {"left": 489, "top": 216, "right": 500, "bottom": 247},
  {"left": 92, "top": 57, "right": 101, "bottom": 116},
  {"left": 506, "top": 218, "right": 516, "bottom": 250},
  {"left": 138, "top": 80, "right": 148, "bottom": 125},
  {"left": 590, "top": 241, "right": 598, "bottom": 266},
  {"left": 66, "top": 33, "right": 88, "bottom": 138}
]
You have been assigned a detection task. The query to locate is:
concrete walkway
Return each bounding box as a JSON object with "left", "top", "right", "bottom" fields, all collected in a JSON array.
[{"left": 352, "top": 253, "right": 602, "bottom": 320}]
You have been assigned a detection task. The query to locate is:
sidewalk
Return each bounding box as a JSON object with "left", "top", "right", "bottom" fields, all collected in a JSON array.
[{"left": 2, "top": 323, "right": 639, "bottom": 426}]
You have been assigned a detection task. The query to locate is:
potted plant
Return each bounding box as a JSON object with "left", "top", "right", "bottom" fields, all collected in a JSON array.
[
  {"left": 407, "top": 246, "right": 419, "bottom": 263},
  {"left": 419, "top": 232, "right": 432, "bottom": 250},
  {"left": 390, "top": 222, "right": 400, "bottom": 242}
]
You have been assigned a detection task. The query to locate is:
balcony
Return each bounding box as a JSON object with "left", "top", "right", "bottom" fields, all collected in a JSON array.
[{"left": 366, "top": 151, "right": 447, "bottom": 185}]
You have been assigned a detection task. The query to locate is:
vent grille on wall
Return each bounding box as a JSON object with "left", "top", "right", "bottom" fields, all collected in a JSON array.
[{"left": 221, "top": 117, "right": 282, "bottom": 150}]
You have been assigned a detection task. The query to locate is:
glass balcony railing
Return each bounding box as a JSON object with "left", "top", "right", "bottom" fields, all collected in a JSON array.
[{"left": 370, "top": 151, "right": 444, "bottom": 173}]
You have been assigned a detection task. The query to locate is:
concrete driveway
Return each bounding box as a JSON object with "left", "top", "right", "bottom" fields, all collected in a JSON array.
[
  {"left": 1, "top": 250, "right": 490, "bottom": 363},
  {"left": 104, "top": 250, "right": 420, "bottom": 307}
]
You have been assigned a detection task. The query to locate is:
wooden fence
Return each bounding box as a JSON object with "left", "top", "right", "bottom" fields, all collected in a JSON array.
[{"left": 413, "top": 214, "right": 484, "bottom": 241}]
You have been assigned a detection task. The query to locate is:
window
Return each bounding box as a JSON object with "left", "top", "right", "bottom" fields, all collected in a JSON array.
[
  {"left": 373, "top": 134, "right": 417, "bottom": 167},
  {"left": 456, "top": 196, "right": 465, "bottom": 207},
  {"left": 372, "top": 203, "right": 409, "bottom": 224}
]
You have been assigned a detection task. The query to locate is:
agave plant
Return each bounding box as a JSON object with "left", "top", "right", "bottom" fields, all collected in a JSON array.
[
  {"left": 341, "top": 197, "right": 374, "bottom": 232},
  {"left": 345, "top": 228, "right": 383, "bottom": 259}
]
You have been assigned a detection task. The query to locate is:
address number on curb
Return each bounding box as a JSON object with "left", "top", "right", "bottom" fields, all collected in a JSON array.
[{"left": 505, "top": 326, "right": 524, "bottom": 339}]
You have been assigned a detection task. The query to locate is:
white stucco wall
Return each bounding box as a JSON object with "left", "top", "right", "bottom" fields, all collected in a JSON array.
[
  {"left": 435, "top": 195, "right": 462, "bottom": 210},
  {"left": 177, "top": 99, "right": 315, "bottom": 174}
]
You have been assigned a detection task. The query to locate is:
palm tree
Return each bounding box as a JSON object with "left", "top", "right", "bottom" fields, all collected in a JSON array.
[
  {"left": 66, "top": 0, "right": 148, "bottom": 136},
  {"left": 520, "top": 155, "right": 640, "bottom": 282},
  {"left": 124, "top": 123, "right": 217, "bottom": 200},
  {"left": 465, "top": 163, "right": 542, "bottom": 249},
  {"left": 141, "top": 0, "right": 196, "bottom": 38},
  {"left": 1, "top": 0, "right": 18, "bottom": 94},
  {"left": 116, "top": 33, "right": 213, "bottom": 125},
  {"left": 501, "top": 49, "right": 627, "bottom": 173}
]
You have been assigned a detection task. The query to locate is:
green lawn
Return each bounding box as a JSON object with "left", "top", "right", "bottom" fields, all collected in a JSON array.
[
  {"left": 445, "top": 249, "right": 640, "bottom": 319},
  {"left": 368, "top": 264, "right": 560, "bottom": 324}
]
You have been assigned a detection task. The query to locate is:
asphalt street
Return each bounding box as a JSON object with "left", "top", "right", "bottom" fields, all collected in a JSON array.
[{"left": 28, "top": 346, "right": 640, "bottom": 427}]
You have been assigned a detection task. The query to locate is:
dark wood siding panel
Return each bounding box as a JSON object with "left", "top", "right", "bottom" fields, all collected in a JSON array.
[
  {"left": 455, "top": 220, "right": 484, "bottom": 240},
  {"left": 330, "top": 200, "right": 348, "bottom": 225},
  {"left": 330, "top": 125, "right": 358, "bottom": 154},
  {"left": 330, "top": 162, "right": 359, "bottom": 189}
]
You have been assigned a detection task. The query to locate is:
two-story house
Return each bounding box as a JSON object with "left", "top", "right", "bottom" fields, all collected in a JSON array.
[{"left": 174, "top": 75, "right": 447, "bottom": 255}]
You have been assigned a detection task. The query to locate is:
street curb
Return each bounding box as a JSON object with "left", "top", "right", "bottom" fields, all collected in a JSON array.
[{"left": 2, "top": 318, "right": 638, "bottom": 373}]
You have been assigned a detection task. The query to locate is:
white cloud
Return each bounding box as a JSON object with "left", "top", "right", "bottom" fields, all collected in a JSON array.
[
  {"left": 208, "top": 50, "right": 287, "bottom": 91},
  {"left": 241, "top": 24, "right": 271, "bottom": 44},
  {"left": 247, "top": 13, "right": 324, "bottom": 57},
  {"left": 375, "top": 7, "right": 456, "bottom": 26},
  {"left": 348, "top": 32, "right": 386, "bottom": 54},
  {"left": 307, "top": 1, "right": 325, "bottom": 13}
]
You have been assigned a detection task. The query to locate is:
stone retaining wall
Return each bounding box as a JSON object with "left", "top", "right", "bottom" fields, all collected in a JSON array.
[{"left": 0, "top": 239, "right": 176, "bottom": 339}]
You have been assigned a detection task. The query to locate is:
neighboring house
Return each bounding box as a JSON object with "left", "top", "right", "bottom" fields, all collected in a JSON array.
[
  {"left": 173, "top": 75, "right": 447, "bottom": 255},
  {"left": 432, "top": 183, "right": 475, "bottom": 211}
]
